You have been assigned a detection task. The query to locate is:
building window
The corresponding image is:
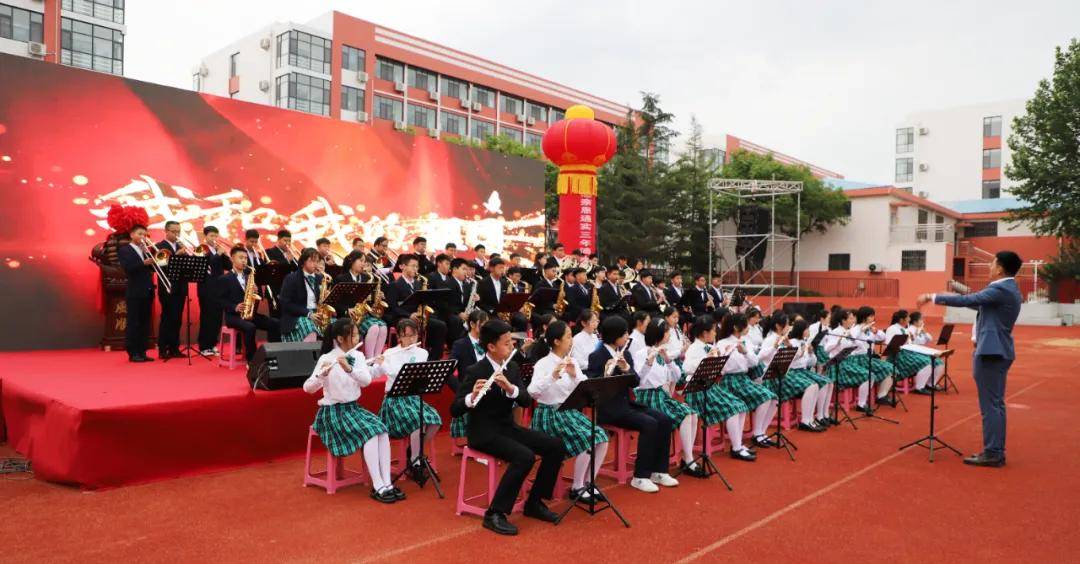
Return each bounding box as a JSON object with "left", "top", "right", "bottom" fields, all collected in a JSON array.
[
  {"left": 373, "top": 95, "right": 403, "bottom": 122},
  {"left": 895, "top": 157, "right": 913, "bottom": 182},
  {"left": 982, "top": 148, "right": 1001, "bottom": 169},
  {"left": 983, "top": 115, "right": 1002, "bottom": 137},
  {"left": 341, "top": 44, "right": 365, "bottom": 72},
  {"left": 61, "top": 0, "right": 124, "bottom": 25},
  {"left": 525, "top": 132, "right": 543, "bottom": 149},
  {"left": 375, "top": 57, "right": 404, "bottom": 83},
  {"left": 526, "top": 102, "right": 548, "bottom": 123},
  {"left": 966, "top": 221, "right": 998, "bottom": 238},
  {"left": 0, "top": 4, "right": 43, "bottom": 43},
  {"left": 274, "top": 73, "right": 330, "bottom": 116},
  {"left": 441, "top": 112, "right": 466, "bottom": 135},
  {"left": 471, "top": 119, "right": 494, "bottom": 140},
  {"left": 501, "top": 94, "right": 523, "bottom": 115},
  {"left": 934, "top": 213, "right": 945, "bottom": 242},
  {"left": 472, "top": 86, "right": 495, "bottom": 108},
  {"left": 500, "top": 127, "right": 522, "bottom": 142},
  {"left": 60, "top": 17, "right": 123, "bottom": 75},
  {"left": 406, "top": 103, "right": 436, "bottom": 130},
  {"left": 842, "top": 201, "right": 852, "bottom": 217},
  {"left": 408, "top": 67, "right": 436, "bottom": 92},
  {"left": 982, "top": 179, "right": 1001, "bottom": 199},
  {"left": 895, "top": 127, "right": 914, "bottom": 153},
  {"left": 901, "top": 250, "right": 927, "bottom": 271},
  {"left": 827, "top": 254, "right": 851, "bottom": 271},
  {"left": 229, "top": 52, "right": 238, "bottom": 78},
  {"left": 440, "top": 76, "right": 468, "bottom": 100},
  {"left": 551, "top": 108, "right": 565, "bottom": 122},
  {"left": 276, "top": 30, "right": 331, "bottom": 74},
  {"left": 341, "top": 85, "right": 364, "bottom": 112}
]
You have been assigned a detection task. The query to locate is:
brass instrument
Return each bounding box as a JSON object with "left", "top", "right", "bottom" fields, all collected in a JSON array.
[
  {"left": 520, "top": 280, "right": 533, "bottom": 318},
  {"left": 416, "top": 274, "right": 434, "bottom": 343},
  {"left": 622, "top": 266, "right": 638, "bottom": 285},
  {"left": 141, "top": 238, "right": 173, "bottom": 294},
  {"left": 240, "top": 267, "right": 259, "bottom": 319},
  {"left": 370, "top": 269, "right": 389, "bottom": 318},
  {"left": 464, "top": 277, "right": 480, "bottom": 315},
  {"left": 311, "top": 272, "right": 336, "bottom": 332},
  {"left": 554, "top": 280, "right": 567, "bottom": 317},
  {"left": 590, "top": 283, "right": 602, "bottom": 313}
]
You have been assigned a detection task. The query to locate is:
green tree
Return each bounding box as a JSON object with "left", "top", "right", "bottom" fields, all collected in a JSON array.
[
  {"left": 1006, "top": 38, "right": 1080, "bottom": 239},
  {"left": 637, "top": 92, "right": 678, "bottom": 172},
  {"left": 663, "top": 116, "right": 722, "bottom": 273}
]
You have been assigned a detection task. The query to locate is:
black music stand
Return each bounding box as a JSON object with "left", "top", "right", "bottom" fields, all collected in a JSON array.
[
  {"left": 518, "top": 361, "right": 536, "bottom": 388},
  {"left": 825, "top": 346, "right": 858, "bottom": 430},
  {"left": 554, "top": 374, "right": 635, "bottom": 528},
  {"left": 528, "top": 287, "right": 558, "bottom": 314},
  {"left": 322, "top": 282, "right": 373, "bottom": 314},
  {"left": 388, "top": 358, "right": 458, "bottom": 498},
  {"left": 898, "top": 345, "right": 961, "bottom": 461},
  {"left": 164, "top": 254, "right": 209, "bottom": 365},
  {"left": 677, "top": 355, "right": 734, "bottom": 489},
  {"left": 401, "top": 288, "right": 452, "bottom": 347},
  {"left": 256, "top": 262, "right": 291, "bottom": 313},
  {"left": 496, "top": 293, "right": 531, "bottom": 323},
  {"left": 936, "top": 324, "right": 959, "bottom": 393},
  {"left": 762, "top": 347, "right": 799, "bottom": 461},
  {"left": 324, "top": 264, "right": 343, "bottom": 279},
  {"left": 852, "top": 333, "right": 899, "bottom": 425},
  {"left": 882, "top": 334, "right": 909, "bottom": 412}
]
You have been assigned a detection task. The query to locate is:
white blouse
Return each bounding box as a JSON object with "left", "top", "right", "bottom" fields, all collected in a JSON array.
[
  {"left": 664, "top": 326, "right": 686, "bottom": 361},
  {"left": 302, "top": 347, "right": 374, "bottom": 406},
  {"left": 716, "top": 335, "right": 760, "bottom": 374},
  {"left": 758, "top": 331, "right": 785, "bottom": 366},
  {"left": 849, "top": 324, "right": 885, "bottom": 356},
  {"left": 683, "top": 339, "right": 714, "bottom": 381},
  {"left": 371, "top": 344, "right": 429, "bottom": 392},
  {"left": 745, "top": 324, "right": 764, "bottom": 353},
  {"left": 808, "top": 321, "right": 824, "bottom": 341},
  {"left": 628, "top": 329, "right": 646, "bottom": 358},
  {"left": 632, "top": 346, "right": 681, "bottom": 390},
  {"left": 787, "top": 338, "right": 816, "bottom": 370},
  {"left": 884, "top": 323, "right": 908, "bottom": 346},
  {"left": 571, "top": 330, "right": 599, "bottom": 368},
  {"left": 907, "top": 325, "right": 934, "bottom": 345},
  {"left": 528, "top": 352, "right": 586, "bottom": 405}
]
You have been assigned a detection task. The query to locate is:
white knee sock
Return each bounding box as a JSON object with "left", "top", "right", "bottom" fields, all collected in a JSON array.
[
  {"left": 592, "top": 441, "right": 608, "bottom": 480},
  {"left": 573, "top": 452, "right": 590, "bottom": 489},
  {"left": 726, "top": 415, "right": 744, "bottom": 451},
  {"left": 363, "top": 436, "right": 388, "bottom": 492},
  {"left": 679, "top": 415, "right": 697, "bottom": 464},
  {"left": 857, "top": 382, "right": 870, "bottom": 406},
  {"left": 816, "top": 383, "right": 833, "bottom": 419},
  {"left": 363, "top": 329, "right": 380, "bottom": 358},
  {"left": 378, "top": 433, "right": 392, "bottom": 486},
  {"left": 877, "top": 376, "right": 893, "bottom": 398},
  {"left": 913, "top": 365, "right": 933, "bottom": 389},
  {"left": 800, "top": 385, "right": 818, "bottom": 425},
  {"left": 409, "top": 429, "right": 421, "bottom": 459},
  {"left": 752, "top": 400, "right": 775, "bottom": 436}
]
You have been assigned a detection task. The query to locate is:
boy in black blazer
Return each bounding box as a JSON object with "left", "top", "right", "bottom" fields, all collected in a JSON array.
[
  {"left": 117, "top": 224, "right": 156, "bottom": 362},
  {"left": 217, "top": 247, "right": 280, "bottom": 361}
]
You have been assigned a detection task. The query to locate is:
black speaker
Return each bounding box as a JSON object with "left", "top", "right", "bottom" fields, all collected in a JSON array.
[
  {"left": 736, "top": 206, "right": 770, "bottom": 270},
  {"left": 782, "top": 301, "right": 825, "bottom": 320},
  {"left": 246, "top": 342, "right": 322, "bottom": 390}
]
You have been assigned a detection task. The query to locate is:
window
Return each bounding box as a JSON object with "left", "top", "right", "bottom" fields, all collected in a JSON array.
[
  {"left": 895, "top": 127, "right": 914, "bottom": 153},
  {"left": 526, "top": 102, "right": 548, "bottom": 123},
  {"left": 472, "top": 86, "right": 495, "bottom": 108},
  {"left": 375, "top": 57, "right": 404, "bottom": 83},
  {"left": 229, "top": 53, "right": 238, "bottom": 78},
  {"left": 373, "top": 95, "right": 403, "bottom": 122},
  {"left": 440, "top": 76, "right": 468, "bottom": 100},
  {"left": 525, "top": 132, "right": 543, "bottom": 149},
  {"left": 341, "top": 44, "right": 365, "bottom": 72},
  {"left": 982, "top": 148, "right": 1001, "bottom": 169},
  {"left": 61, "top": 18, "right": 123, "bottom": 75},
  {"left": 276, "top": 30, "right": 331, "bottom": 74},
  {"left": 895, "top": 157, "right": 913, "bottom": 182},
  {"left": 828, "top": 254, "right": 851, "bottom": 271},
  {"left": 501, "top": 94, "right": 523, "bottom": 115},
  {"left": 901, "top": 250, "right": 927, "bottom": 271},
  {"left": 441, "top": 112, "right": 466, "bottom": 135},
  {"left": 842, "top": 201, "right": 852, "bottom": 216},
  {"left": 983, "top": 115, "right": 1002, "bottom": 137},
  {"left": 407, "top": 103, "right": 435, "bottom": 129},
  {"left": 982, "top": 179, "right": 1001, "bottom": 199},
  {"left": 61, "top": 0, "right": 124, "bottom": 25},
  {"left": 274, "top": 73, "right": 330, "bottom": 116},
  {"left": 341, "top": 85, "right": 364, "bottom": 112},
  {"left": 934, "top": 213, "right": 944, "bottom": 242},
  {"left": 408, "top": 67, "right": 436, "bottom": 91},
  {"left": 500, "top": 127, "right": 522, "bottom": 142},
  {"left": 0, "top": 4, "right": 43, "bottom": 43},
  {"left": 916, "top": 209, "right": 928, "bottom": 241},
  {"left": 551, "top": 108, "right": 565, "bottom": 122},
  {"left": 471, "top": 119, "right": 494, "bottom": 140},
  {"left": 966, "top": 221, "right": 998, "bottom": 238}
]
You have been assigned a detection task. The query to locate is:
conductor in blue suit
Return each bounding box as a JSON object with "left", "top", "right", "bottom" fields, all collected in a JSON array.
[{"left": 918, "top": 250, "right": 1023, "bottom": 467}]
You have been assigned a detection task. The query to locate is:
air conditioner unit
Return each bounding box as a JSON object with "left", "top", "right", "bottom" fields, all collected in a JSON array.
[
  {"left": 918, "top": 163, "right": 929, "bottom": 172},
  {"left": 259, "top": 37, "right": 272, "bottom": 50},
  {"left": 471, "top": 102, "right": 482, "bottom": 111},
  {"left": 527, "top": 116, "right": 536, "bottom": 126},
  {"left": 357, "top": 71, "right": 368, "bottom": 83},
  {"left": 393, "top": 81, "right": 406, "bottom": 92},
  {"left": 428, "top": 89, "right": 439, "bottom": 100},
  {"left": 515, "top": 114, "right": 526, "bottom": 124},
  {"left": 428, "top": 129, "right": 440, "bottom": 138},
  {"left": 356, "top": 111, "right": 368, "bottom": 122},
  {"left": 258, "top": 80, "right": 269, "bottom": 92},
  {"left": 27, "top": 42, "right": 46, "bottom": 57},
  {"left": 460, "top": 98, "right": 471, "bottom": 110},
  {"left": 393, "top": 120, "right": 407, "bottom": 131},
  {"left": 918, "top": 127, "right": 929, "bottom": 136},
  {"left": 868, "top": 263, "right": 885, "bottom": 273}
]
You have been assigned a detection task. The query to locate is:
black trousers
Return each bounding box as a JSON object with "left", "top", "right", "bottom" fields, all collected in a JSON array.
[
  {"left": 157, "top": 289, "right": 186, "bottom": 354},
  {"left": 599, "top": 406, "right": 673, "bottom": 479},
  {"left": 470, "top": 425, "right": 565, "bottom": 514},
  {"left": 125, "top": 294, "right": 152, "bottom": 358},
  {"left": 224, "top": 313, "right": 280, "bottom": 361},
  {"left": 197, "top": 283, "right": 222, "bottom": 351}
]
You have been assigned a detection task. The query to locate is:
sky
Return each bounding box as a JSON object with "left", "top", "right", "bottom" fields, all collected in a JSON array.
[{"left": 125, "top": 0, "right": 1080, "bottom": 184}]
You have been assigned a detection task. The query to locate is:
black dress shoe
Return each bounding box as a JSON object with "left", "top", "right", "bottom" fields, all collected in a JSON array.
[
  {"left": 876, "top": 396, "right": 897, "bottom": 407},
  {"left": 588, "top": 486, "right": 607, "bottom": 502},
  {"left": 753, "top": 435, "right": 777, "bottom": 448},
  {"left": 824, "top": 416, "right": 839, "bottom": 426},
  {"left": 730, "top": 448, "right": 756, "bottom": 462},
  {"left": 370, "top": 488, "right": 397, "bottom": 504},
  {"left": 483, "top": 512, "right": 518, "bottom": 535},
  {"left": 523, "top": 500, "right": 558, "bottom": 523},
  {"left": 912, "top": 388, "right": 933, "bottom": 396},
  {"left": 854, "top": 404, "right": 871, "bottom": 414},
  {"left": 798, "top": 422, "right": 824, "bottom": 433},
  {"left": 679, "top": 460, "right": 709, "bottom": 478},
  {"left": 391, "top": 486, "right": 407, "bottom": 501},
  {"left": 963, "top": 453, "right": 1005, "bottom": 467},
  {"left": 815, "top": 418, "right": 833, "bottom": 429}
]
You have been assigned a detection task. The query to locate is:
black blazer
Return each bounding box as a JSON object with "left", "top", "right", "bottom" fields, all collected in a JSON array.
[
  {"left": 154, "top": 240, "right": 187, "bottom": 298},
  {"left": 118, "top": 243, "right": 155, "bottom": 299},
  {"left": 708, "top": 286, "right": 725, "bottom": 309},
  {"left": 533, "top": 276, "right": 561, "bottom": 316},
  {"left": 664, "top": 286, "right": 686, "bottom": 310},
  {"left": 217, "top": 270, "right": 250, "bottom": 318},
  {"left": 279, "top": 270, "right": 314, "bottom": 334},
  {"left": 451, "top": 357, "right": 532, "bottom": 444},
  {"left": 586, "top": 345, "right": 642, "bottom": 420},
  {"left": 630, "top": 283, "right": 659, "bottom": 315},
  {"left": 687, "top": 286, "right": 711, "bottom": 316},
  {"left": 560, "top": 283, "right": 587, "bottom": 322},
  {"left": 440, "top": 276, "right": 471, "bottom": 318},
  {"left": 598, "top": 281, "right": 624, "bottom": 313},
  {"left": 477, "top": 275, "right": 509, "bottom": 315},
  {"left": 449, "top": 335, "right": 483, "bottom": 392},
  {"left": 385, "top": 275, "right": 420, "bottom": 324},
  {"left": 265, "top": 246, "right": 299, "bottom": 267}
]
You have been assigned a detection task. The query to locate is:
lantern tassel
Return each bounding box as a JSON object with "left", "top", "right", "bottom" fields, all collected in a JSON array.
[{"left": 556, "top": 164, "right": 598, "bottom": 197}]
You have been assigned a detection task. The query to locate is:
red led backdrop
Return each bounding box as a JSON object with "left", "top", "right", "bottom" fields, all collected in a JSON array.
[{"left": 0, "top": 54, "right": 545, "bottom": 350}]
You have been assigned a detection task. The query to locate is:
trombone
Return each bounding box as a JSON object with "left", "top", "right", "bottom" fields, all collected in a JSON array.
[{"left": 141, "top": 237, "right": 173, "bottom": 294}]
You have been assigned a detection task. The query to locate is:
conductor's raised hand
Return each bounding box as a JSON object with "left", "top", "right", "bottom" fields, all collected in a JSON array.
[{"left": 915, "top": 293, "right": 932, "bottom": 308}]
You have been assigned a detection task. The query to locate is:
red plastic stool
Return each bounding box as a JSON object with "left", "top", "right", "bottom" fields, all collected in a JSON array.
[
  {"left": 217, "top": 327, "right": 245, "bottom": 370},
  {"left": 779, "top": 398, "right": 798, "bottom": 430},
  {"left": 455, "top": 447, "right": 525, "bottom": 517},
  {"left": 390, "top": 435, "right": 438, "bottom": 475},
  {"left": 598, "top": 426, "right": 636, "bottom": 484},
  {"left": 303, "top": 426, "right": 366, "bottom": 494}
]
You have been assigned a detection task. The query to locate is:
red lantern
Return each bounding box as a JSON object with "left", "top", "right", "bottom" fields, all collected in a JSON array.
[{"left": 541, "top": 105, "right": 616, "bottom": 255}]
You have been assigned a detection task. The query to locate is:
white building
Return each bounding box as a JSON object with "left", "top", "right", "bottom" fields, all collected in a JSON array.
[
  {"left": 0, "top": 0, "right": 126, "bottom": 75},
  {"left": 894, "top": 99, "right": 1027, "bottom": 201}
]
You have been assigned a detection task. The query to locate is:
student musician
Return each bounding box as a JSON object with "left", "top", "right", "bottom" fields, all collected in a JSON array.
[
  {"left": 351, "top": 237, "right": 365, "bottom": 253},
  {"left": 451, "top": 320, "right": 565, "bottom": 535},
  {"left": 243, "top": 229, "right": 265, "bottom": 269},
  {"left": 597, "top": 266, "right": 629, "bottom": 322},
  {"left": 528, "top": 321, "right": 611, "bottom": 500},
  {"left": 218, "top": 246, "right": 280, "bottom": 362},
  {"left": 809, "top": 308, "right": 831, "bottom": 366},
  {"left": 587, "top": 316, "right": 678, "bottom": 493},
  {"left": 629, "top": 270, "right": 660, "bottom": 317},
  {"left": 665, "top": 272, "right": 692, "bottom": 327},
  {"left": 437, "top": 257, "right": 472, "bottom": 346},
  {"left": 449, "top": 310, "right": 490, "bottom": 441},
  {"left": 370, "top": 319, "right": 441, "bottom": 483},
  {"left": 335, "top": 251, "right": 388, "bottom": 358},
  {"left": 628, "top": 310, "right": 650, "bottom": 358},
  {"left": 566, "top": 268, "right": 591, "bottom": 322},
  {"left": 558, "top": 268, "right": 581, "bottom": 323},
  {"left": 824, "top": 308, "right": 895, "bottom": 413},
  {"left": 572, "top": 310, "right": 601, "bottom": 367},
  {"left": 384, "top": 254, "right": 448, "bottom": 359},
  {"left": 660, "top": 306, "right": 690, "bottom": 374},
  {"left": 118, "top": 224, "right": 157, "bottom": 362},
  {"left": 155, "top": 220, "right": 189, "bottom": 360},
  {"left": 898, "top": 310, "right": 944, "bottom": 395},
  {"left": 444, "top": 242, "right": 458, "bottom": 258},
  {"left": 411, "top": 237, "right": 436, "bottom": 276},
  {"left": 687, "top": 274, "right": 713, "bottom": 318},
  {"left": 367, "top": 236, "right": 394, "bottom": 272},
  {"left": 197, "top": 226, "right": 230, "bottom": 357},
  {"left": 473, "top": 244, "right": 488, "bottom": 270},
  {"left": 265, "top": 229, "right": 299, "bottom": 266},
  {"left": 758, "top": 313, "right": 826, "bottom": 433},
  {"left": 530, "top": 259, "right": 562, "bottom": 330},
  {"left": 683, "top": 315, "right": 756, "bottom": 461},
  {"left": 633, "top": 319, "right": 708, "bottom": 476},
  {"left": 303, "top": 318, "right": 401, "bottom": 504},
  {"left": 429, "top": 253, "right": 453, "bottom": 287},
  {"left": 279, "top": 248, "right": 329, "bottom": 343},
  {"left": 716, "top": 313, "right": 779, "bottom": 449},
  {"left": 787, "top": 318, "right": 836, "bottom": 427},
  {"left": 506, "top": 266, "right": 525, "bottom": 293},
  {"left": 708, "top": 275, "right": 726, "bottom": 312}
]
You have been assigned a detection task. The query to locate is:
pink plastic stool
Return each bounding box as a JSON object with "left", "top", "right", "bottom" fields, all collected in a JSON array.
[
  {"left": 779, "top": 398, "right": 798, "bottom": 430},
  {"left": 303, "top": 426, "right": 366, "bottom": 494},
  {"left": 390, "top": 435, "right": 438, "bottom": 475},
  {"left": 692, "top": 424, "right": 726, "bottom": 457},
  {"left": 598, "top": 426, "right": 636, "bottom": 484},
  {"left": 455, "top": 446, "right": 525, "bottom": 517},
  {"left": 217, "top": 327, "right": 245, "bottom": 370}
]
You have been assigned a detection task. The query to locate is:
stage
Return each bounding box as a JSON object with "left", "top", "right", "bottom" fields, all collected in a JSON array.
[{"left": 0, "top": 349, "right": 455, "bottom": 488}]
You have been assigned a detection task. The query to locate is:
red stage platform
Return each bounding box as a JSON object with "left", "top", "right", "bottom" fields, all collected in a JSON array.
[{"left": 0, "top": 349, "right": 455, "bottom": 489}]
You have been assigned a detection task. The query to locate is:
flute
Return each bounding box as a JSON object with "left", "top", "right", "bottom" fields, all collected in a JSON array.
[
  {"left": 473, "top": 349, "right": 516, "bottom": 403},
  {"left": 366, "top": 342, "right": 421, "bottom": 365}
]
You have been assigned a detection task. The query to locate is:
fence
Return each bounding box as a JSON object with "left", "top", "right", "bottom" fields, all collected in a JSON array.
[{"left": 721, "top": 272, "right": 899, "bottom": 298}]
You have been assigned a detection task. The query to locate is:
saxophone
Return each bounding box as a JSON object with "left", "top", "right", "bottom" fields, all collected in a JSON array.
[
  {"left": 416, "top": 274, "right": 434, "bottom": 340},
  {"left": 520, "top": 280, "right": 533, "bottom": 318},
  {"left": 240, "top": 268, "right": 259, "bottom": 320},
  {"left": 311, "top": 273, "right": 336, "bottom": 332},
  {"left": 347, "top": 273, "right": 371, "bottom": 325},
  {"left": 554, "top": 280, "right": 567, "bottom": 317},
  {"left": 464, "top": 277, "right": 479, "bottom": 315},
  {"left": 371, "top": 271, "right": 389, "bottom": 318},
  {"left": 590, "top": 283, "right": 601, "bottom": 313}
]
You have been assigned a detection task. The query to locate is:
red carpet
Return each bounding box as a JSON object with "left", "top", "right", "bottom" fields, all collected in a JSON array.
[{"left": 0, "top": 349, "right": 454, "bottom": 488}]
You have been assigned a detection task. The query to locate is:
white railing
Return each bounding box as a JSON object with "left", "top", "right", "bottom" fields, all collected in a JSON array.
[{"left": 889, "top": 223, "right": 953, "bottom": 244}]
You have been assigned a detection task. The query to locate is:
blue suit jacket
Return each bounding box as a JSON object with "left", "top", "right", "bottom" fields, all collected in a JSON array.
[
  {"left": 118, "top": 243, "right": 155, "bottom": 299},
  {"left": 934, "top": 279, "right": 1021, "bottom": 359}
]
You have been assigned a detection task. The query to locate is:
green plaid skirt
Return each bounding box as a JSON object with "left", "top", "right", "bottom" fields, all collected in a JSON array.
[
  {"left": 719, "top": 371, "right": 777, "bottom": 409},
  {"left": 283, "top": 315, "right": 321, "bottom": 343},
  {"left": 791, "top": 367, "right": 831, "bottom": 387},
  {"left": 748, "top": 363, "right": 766, "bottom": 380},
  {"left": 836, "top": 355, "right": 894, "bottom": 389},
  {"left": 765, "top": 369, "right": 818, "bottom": 402},
  {"left": 683, "top": 384, "right": 748, "bottom": 425},
  {"left": 815, "top": 345, "right": 830, "bottom": 366},
  {"left": 634, "top": 387, "right": 695, "bottom": 425},
  {"left": 531, "top": 403, "right": 607, "bottom": 458},
  {"left": 378, "top": 395, "right": 443, "bottom": 439},
  {"left": 891, "top": 349, "right": 943, "bottom": 379},
  {"left": 358, "top": 315, "right": 386, "bottom": 336},
  {"left": 450, "top": 415, "right": 468, "bottom": 438},
  {"left": 312, "top": 402, "right": 388, "bottom": 457}
]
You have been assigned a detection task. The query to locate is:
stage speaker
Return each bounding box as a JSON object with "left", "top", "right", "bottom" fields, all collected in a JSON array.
[
  {"left": 736, "top": 206, "right": 770, "bottom": 271},
  {"left": 782, "top": 301, "right": 825, "bottom": 320},
  {"left": 246, "top": 342, "right": 321, "bottom": 390}
]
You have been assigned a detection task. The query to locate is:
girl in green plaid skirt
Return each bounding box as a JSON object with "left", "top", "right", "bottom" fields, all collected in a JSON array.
[
  {"left": 905, "top": 312, "right": 945, "bottom": 393},
  {"left": 527, "top": 321, "right": 609, "bottom": 500},
  {"left": 759, "top": 313, "right": 828, "bottom": 433},
  {"left": 717, "top": 312, "right": 780, "bottom": 450},
  {"left": 336, "top": 251, "right": 388, "bottom": 359},
  {"left": 825, "top": 308, "right": 896, "bottom": 413},
  {"left": 683, "top": 315, "right": 756, "bottom": 462},
  {"left": 303, "top": 318, "right": 401, "bottom": 504}
]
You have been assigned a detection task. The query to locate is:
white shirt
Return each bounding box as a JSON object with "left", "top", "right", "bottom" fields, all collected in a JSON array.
[
  {"left": 663, "top": 326, "right": 685, "bottom": 361},
  {"left": 847, "top": 324, "right": 884, "bottom": 356},
  {"left": 468, "top": 335, "right": 484, "bottom": 361},
  {"left": 464, "top": 354, "right": 520, "bottom": 408},
  {"left": 758, "top": 331, "right": 785, "bottom": 366},
  {"left": 490, "top": 275, "right": 501, "bottom": 301},
  {"left": 628, "top": 329, "right": 646, "bottom": 358},
  {"left": 130, "top": 242, "right": 144, "bottom": 259},
  {"left": 745, "top": 324, "right": 764, "bottom": 353},
  {"left": 683, "top": 339, "right": 714, "bottom": 381},
  {"left": 303, "top": 273, "right": 318, "bottom": 310},
  {"left": 716, "top": 335, "right": 759, "bottom": 374},
  {"left": 371, "top": 345, "right": 428, "bottom": 392},
  {"left": 527, "top": 352, "right": 585, "bottom": 405},
  {"left": 632, "top": 346, "right": 681, "bottom": 390},
  {"left": 302, "top": 347, "right": 373, "bottom": 406},
  {"left": 808, "top": 321, "right": 824, "bottom": 341},
  {"left": 571, "top": 330, "right": 599, "bottom": 367},
  {"left": 823, "top": 326, "right": 851, "bottom": 358},
  {"left": 787, "top": 338, "right": 816, "bottom": 370},
  {"left": 233, "top": 269, "right": 247, "bottom": 289},
  {"left": 884, "top": 323, "right": 908, "bottom": 346},
  {"left": 907, "top": 325, "right": 934, "bottom": 345}
]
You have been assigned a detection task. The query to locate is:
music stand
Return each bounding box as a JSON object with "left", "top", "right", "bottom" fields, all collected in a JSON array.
[
  {"left": 256, "top": 262, "right": 291, "bottom": 313},
  {"left": 324, "top": 263, "right": 343, "bottom": 279},
  {"left": 824, "top": 346, "right": 858, "bottom": 430},
  {"left": 936, "top": 324, "right": 959, "bottom": 393},
  {"left": 554, "top": 374, "right": 635, "bottom": 528},
  {"left": 322, "top": 282, "right": 373, "bottom": 313},
  {"left": 164, "top": 254, "right": 209, "bottom": 365},
  {"left": 882, "top": 334, "right": 910, "bottom": 412},
  {"left": 762, "top": 347, "right": 799, "bottom": 461},
  {"left": 528, "top": 287, "right": 558, "bottom": 314},
  {"left": 496, "top": 293, "right": 531, "bottom": 323},
  {"left": 851, "top": 334, "right": 899, "bottom": 425},
  {"left": 898, "top": 345, "right": 961, "bottom": 461},
  {"left": 677, "top": 355, "right": 734, "bottom": 489},
  {"left": 401, "top": 288, "right": 452, "bottom": 347},
  {"left": 518, "top": 361, "right": 536, "bottom": 388},
  {"left": 388, "top": 358, "right": 458, "bottom": 498}
]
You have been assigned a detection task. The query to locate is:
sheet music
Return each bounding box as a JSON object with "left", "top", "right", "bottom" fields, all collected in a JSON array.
[{"left": 901, "top": 344, "right": 942, "bottom": 356}]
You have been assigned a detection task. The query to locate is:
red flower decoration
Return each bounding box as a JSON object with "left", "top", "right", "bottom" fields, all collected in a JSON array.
[{"left": 106, "top": 204, "right": 150, "bottom": 234}]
